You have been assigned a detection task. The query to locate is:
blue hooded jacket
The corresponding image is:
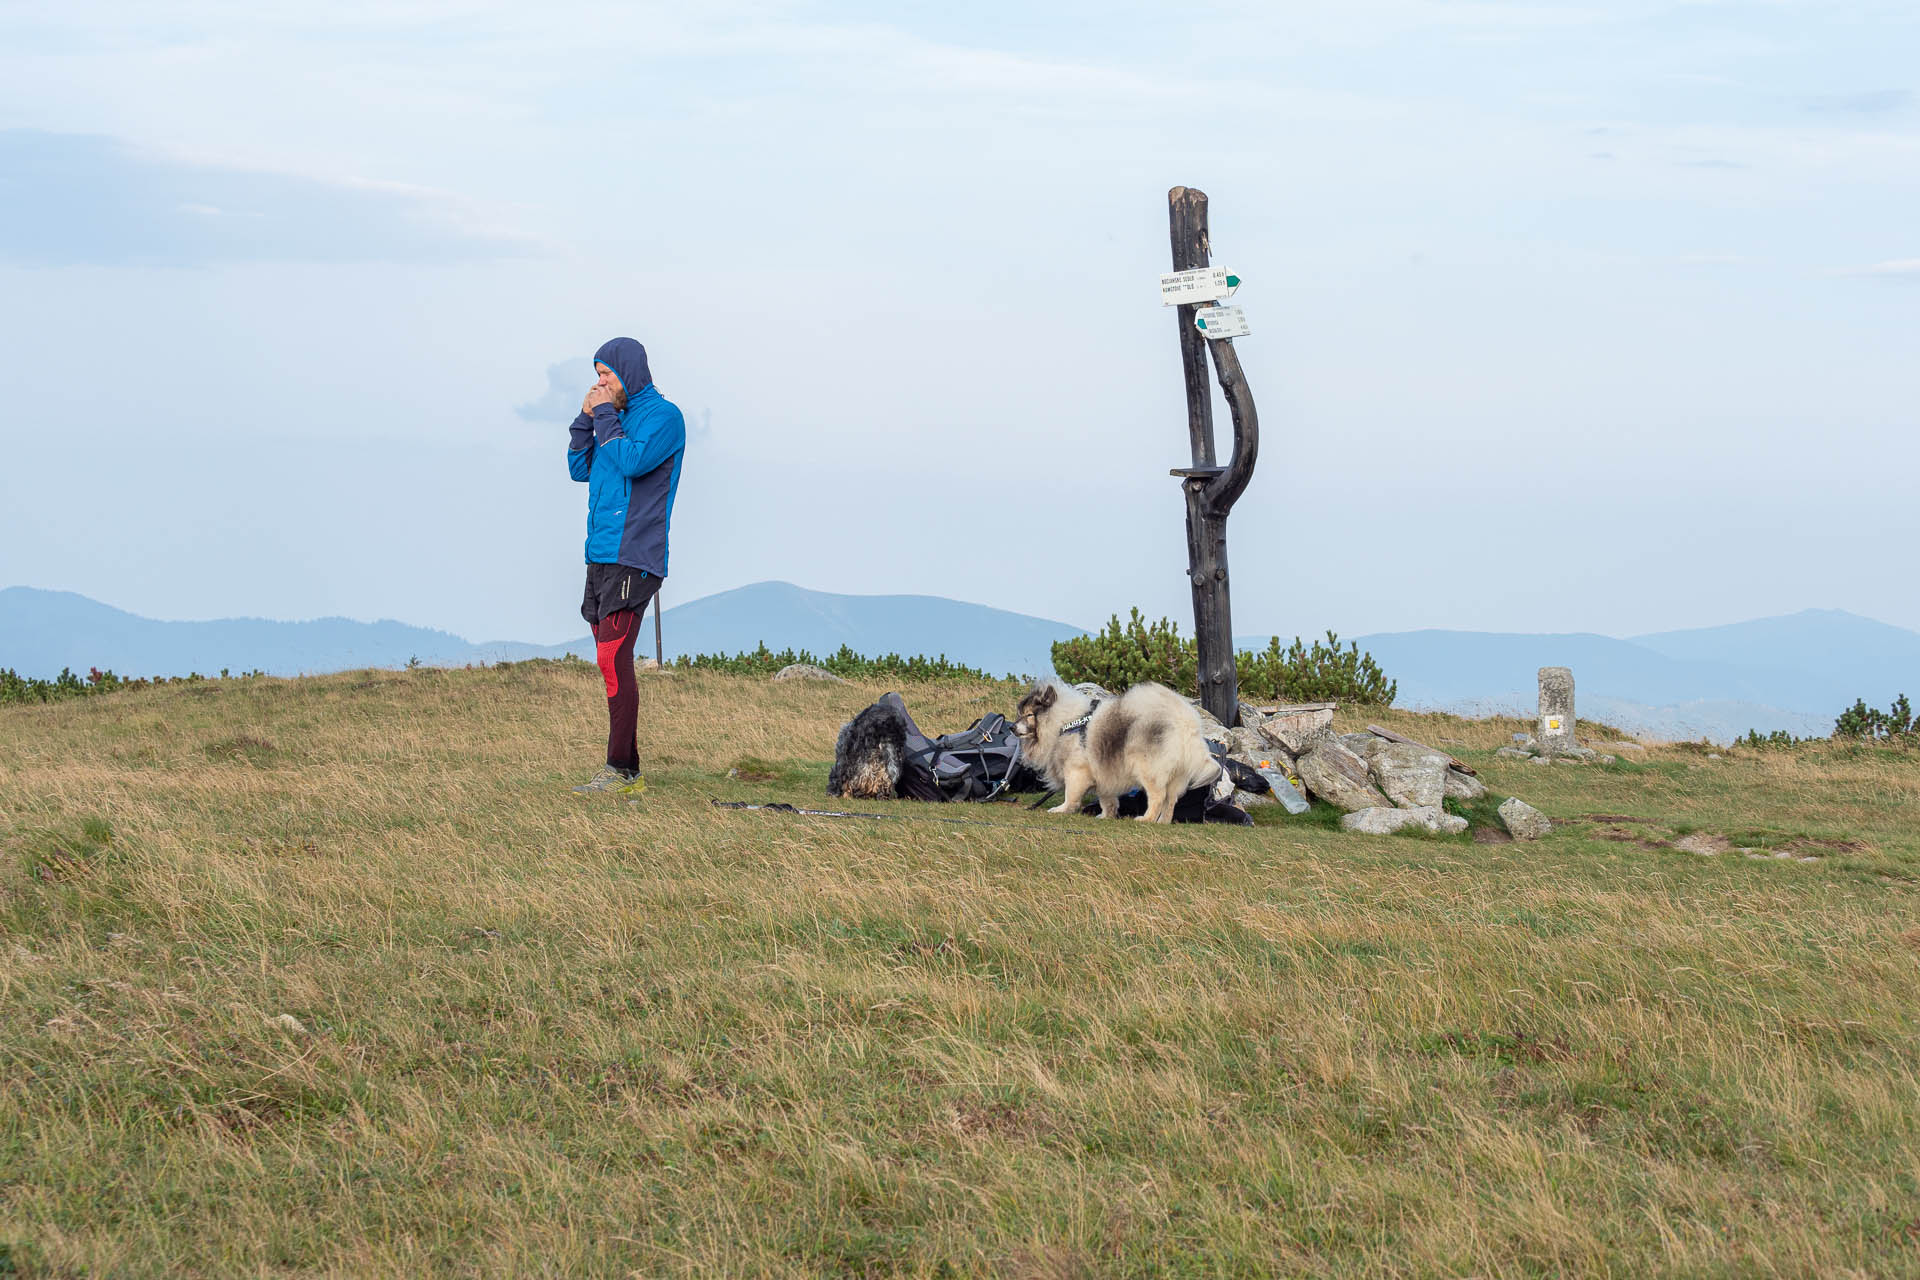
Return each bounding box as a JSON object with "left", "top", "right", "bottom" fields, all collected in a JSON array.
[{"left": 567, "top": 337, "right": 686, "bottom": 574}]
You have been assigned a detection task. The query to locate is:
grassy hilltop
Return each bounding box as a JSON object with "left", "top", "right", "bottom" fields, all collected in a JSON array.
[{"left": 2, "top": 663, "right": 1918, "bottom": 1277}]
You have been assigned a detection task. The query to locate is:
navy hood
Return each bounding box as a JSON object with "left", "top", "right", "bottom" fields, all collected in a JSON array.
[{"left": 593, "top": 337, "right": 652, "bottom": 400}]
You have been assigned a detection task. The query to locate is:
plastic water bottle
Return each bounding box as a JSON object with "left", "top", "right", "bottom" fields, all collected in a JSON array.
[{"left": 1255, "top": 762, "right": 1310, "bottom": 815}]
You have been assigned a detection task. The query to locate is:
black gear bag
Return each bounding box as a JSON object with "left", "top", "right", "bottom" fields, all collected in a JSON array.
[{"left": 828, "top": 692, "right": 1046, "bottom": 803}]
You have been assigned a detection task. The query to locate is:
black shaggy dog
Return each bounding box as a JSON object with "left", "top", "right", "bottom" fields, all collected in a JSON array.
[{"left": 827, "top": 699, "right": 909, "bottom": 799}]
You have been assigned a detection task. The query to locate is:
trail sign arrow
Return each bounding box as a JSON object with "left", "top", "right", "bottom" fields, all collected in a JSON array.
[
  {"left": 1194, "top": 305, "right": 1250, "bottom": 339},
  {"left": 1159, "top": 266, "right": 1240, "bottom": 305}
]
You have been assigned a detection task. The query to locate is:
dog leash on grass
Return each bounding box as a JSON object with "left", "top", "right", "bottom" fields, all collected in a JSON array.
[{"left": 709, "top": 799, "right": 1046, "bottom": 830}]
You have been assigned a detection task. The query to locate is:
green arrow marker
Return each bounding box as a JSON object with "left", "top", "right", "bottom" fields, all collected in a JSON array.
[
  {"left": 1196, "top": 316, "right": 1208, "bottom": 330},
  {"left": 1225, "top": 274, "right": 1241, "bottom": 288}
]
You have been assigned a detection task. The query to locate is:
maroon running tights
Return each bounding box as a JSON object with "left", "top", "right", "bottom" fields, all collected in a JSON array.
[{"left": 592, "top": 609, "right": 640, "bottom": 775}]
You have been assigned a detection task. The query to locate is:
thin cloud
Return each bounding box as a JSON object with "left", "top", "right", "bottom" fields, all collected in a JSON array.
[
  {"left": 1829, "top": 258, "right": 1920, "bottom": 279},
  {"left": 1803, "top": 89, "right": 1912, "bottom": 115},
  {"left": 0, "top": 129, "right": 536, "bottom": 267},
  {"left": 514, "top": 358, "right": 596, "bottom": 424}
]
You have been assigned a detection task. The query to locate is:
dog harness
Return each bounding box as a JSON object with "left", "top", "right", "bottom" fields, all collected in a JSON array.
[{"left": 1058, "top": 700, "right": 1101, "bottom": 738}]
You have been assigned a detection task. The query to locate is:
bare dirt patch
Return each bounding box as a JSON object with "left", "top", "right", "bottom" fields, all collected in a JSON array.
[{"left": 1787, "top": 836, "right": 1871, "bottom": 855}]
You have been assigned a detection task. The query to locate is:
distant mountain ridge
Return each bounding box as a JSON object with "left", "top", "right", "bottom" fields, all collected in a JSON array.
[
  {"left": 1237, "top": 608, "right": 1920, "bottom": 742},
  {"left": 6, "top": 585, "right": 1914, "bottom": 742},
  {"left": 0, "top": 588, "right": 502, "bottom": 681},
  {"left": 0, "top": 582, "right": 1087, "bottom": 684},
  {"left": 609, "top": 581, "right": 1086, "bottom": 677}
]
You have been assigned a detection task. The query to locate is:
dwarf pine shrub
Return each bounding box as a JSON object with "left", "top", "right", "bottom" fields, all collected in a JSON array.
[
  {"left": 673, "top": 642, "right": 1009, "bottom": 683},
  {"left": 1833, "top": 694, "right": 1914, "bottom": 740},
  {"left": 1051, "top": 611, "right": 1397, "bottom": 706},
  {"left": 1238, "top": 632, "right": 1398, "bottom": 705},
  {"left": 1738, "top": 728, "right": 1804, "bottom": 749},
  {"left": 0, "top": 666, "right": 261, "bottom": 706},
  {"left": 1047, "top": 610, "right": 1199, "bottom": 698},
  {"left": 1, "top": 666, "right": 156, "bottom": 706}
]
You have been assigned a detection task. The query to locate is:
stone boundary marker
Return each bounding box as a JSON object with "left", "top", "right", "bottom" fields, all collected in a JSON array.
[{"left": 1538, "top": 666, "right": 1576, "bottom": 753}]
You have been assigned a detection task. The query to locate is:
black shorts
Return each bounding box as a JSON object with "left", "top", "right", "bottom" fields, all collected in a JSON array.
[{"left": 581, "top": 563, "right": 662, "bottom": 627}]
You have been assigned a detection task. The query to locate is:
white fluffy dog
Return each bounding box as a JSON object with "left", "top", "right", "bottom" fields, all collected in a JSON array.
[{"left": 1010, "top": 680, "right": 1221, "bottom": 822}]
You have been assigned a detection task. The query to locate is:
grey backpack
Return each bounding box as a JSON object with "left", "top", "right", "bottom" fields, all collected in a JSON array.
[{"left": 828, "top": 692, "right": 1044, "bottom": 802}]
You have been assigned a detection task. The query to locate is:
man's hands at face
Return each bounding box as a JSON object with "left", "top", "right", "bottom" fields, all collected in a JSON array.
[{"left": 584, "top": 384, "right": 615, "bottom": 414}]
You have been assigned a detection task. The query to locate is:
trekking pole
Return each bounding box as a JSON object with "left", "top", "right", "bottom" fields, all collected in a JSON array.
[
  {"left": 710, "top": 799, "right": 1047, "bottom": 830},
  {"left": 653, "top": 591, "right": 664, "bottom": 666}
]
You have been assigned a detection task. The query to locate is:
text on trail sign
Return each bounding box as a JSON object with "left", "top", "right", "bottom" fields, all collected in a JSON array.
[
  {"left": 1194, "top": 305, "right": 1250, "bottom": 339},
  {"left": 1159, "top": 266, "right": 1241, "bottom": 305}
]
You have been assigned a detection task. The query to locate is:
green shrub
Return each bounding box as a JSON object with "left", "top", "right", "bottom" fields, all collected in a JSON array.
[
  {"left": 1833, "top": 694, "right": 1913, "bottom": 740},
  {"left": 673, "top": 642, "right": 1011, "bottom": 684},
  {"left": 1238, "top": 632, "right": 1398, "bottom": 705},
  {"left": 1047, "top": 610, "right": 1197, "bottom": 697},
  {"left": 1738, "top": 728, "right": 1803, "bottom": 750},
  {"left": 0, "top": 666, "right": 260, "bottom": 707},
  {"left": 1051, "top": 611, "right": 1397, "bottom": 706}
]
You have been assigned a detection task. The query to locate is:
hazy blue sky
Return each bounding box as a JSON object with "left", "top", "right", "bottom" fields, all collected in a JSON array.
[{"left": 2, "top": 1, "right": 1915, "bottom": 644}]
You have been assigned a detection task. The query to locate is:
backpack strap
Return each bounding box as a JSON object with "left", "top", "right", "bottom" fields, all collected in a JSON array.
[{"left": 977, "top": 735, "right": 1025, "bottom": 802}]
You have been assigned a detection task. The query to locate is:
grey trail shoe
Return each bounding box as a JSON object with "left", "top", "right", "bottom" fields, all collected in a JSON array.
[{"left": 571, "top": 766, "right": 643, "bottom": 796}]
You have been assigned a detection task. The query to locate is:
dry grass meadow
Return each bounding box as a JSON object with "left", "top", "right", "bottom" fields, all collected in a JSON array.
[{"left": 3, "top": 661, "right": 1919, "bottom": 1277}]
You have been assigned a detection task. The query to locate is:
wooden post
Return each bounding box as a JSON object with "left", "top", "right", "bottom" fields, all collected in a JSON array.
[
  {"left": 1167, "top": 185, "right": 1259, "bottom": 727},
  {"left": 1169, "top": 188, "right": 1216, "bottom": 469}
]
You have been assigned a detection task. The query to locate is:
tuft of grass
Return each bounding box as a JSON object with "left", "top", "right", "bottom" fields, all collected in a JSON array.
[
  {"left": 202, "top": 735, "right": 278, "bottom": 767},
  {"left": 8, "top": 817, "right": 115, "bottom": 884},
  {"left": 723, "top": 755, "right": 815, "bottom": 788},
  {"left": 1444, "top": 790, "right": 1509, "bottom": 835}
]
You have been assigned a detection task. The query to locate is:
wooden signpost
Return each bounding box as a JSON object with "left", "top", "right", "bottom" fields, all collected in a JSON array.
[{"left": 1164, "top": 185, "right": 1259, "bottom": 728}]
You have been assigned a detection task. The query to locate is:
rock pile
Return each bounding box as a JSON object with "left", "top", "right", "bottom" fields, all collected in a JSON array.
[
  {"left": 1496, "top": 731, "right": 1615, "bottom": 766},
  {"left": 1068, "top": 684, "right": 1550, "bottom": 840}
]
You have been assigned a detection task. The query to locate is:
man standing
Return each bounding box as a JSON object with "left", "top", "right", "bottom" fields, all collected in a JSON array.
[{"left": 567, "top": 336, "right": 686, "bottom": 794}]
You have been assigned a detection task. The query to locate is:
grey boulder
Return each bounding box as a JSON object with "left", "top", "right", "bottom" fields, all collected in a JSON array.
[
  {"left": 1341, "top": 732, "right": 1386, "bottom": 760},
  {"left": 1369, "top": 741, "right": 1450, "bottom": 809},
  {"left": 1226, "top": 725, "right": 1272, "bottom": 763},
  {"left": 1189, "top": 701, "right": 1234, "bottom": 749},
  {"left": 1443, "top": 768, "right": 1487, "bottom": 801},
  {"left": 1341, "top": 806, "right": 1469, "bottom": 836},
  {"left": 1257, "top": 706, "right": 1335, "bottom": 756},
  {"left": 1498, "top": 798, "right": 1552, "bottom": 840},
  {"left": 1294, "top": 732, "right": 1392, "bottom": 812},
  {"left": 773, "top": 663, "right": 848, "bottom": 684}
]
